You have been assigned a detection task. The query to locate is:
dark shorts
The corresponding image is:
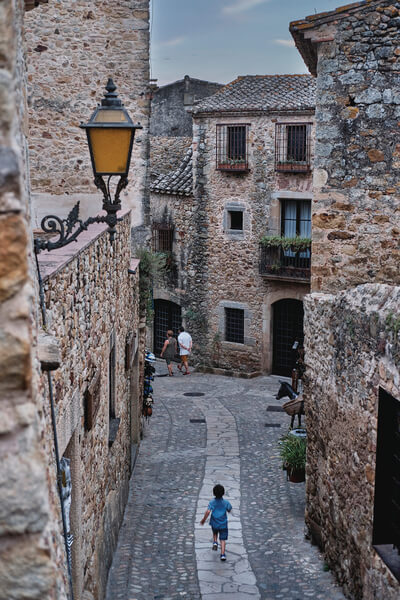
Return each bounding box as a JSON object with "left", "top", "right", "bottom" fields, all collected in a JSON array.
[
  {"left": 212, "top": 527, "right": 228, "bottom": 541},
  {"left": 165, "top": 357, "right": 172, "bottom": 365}
]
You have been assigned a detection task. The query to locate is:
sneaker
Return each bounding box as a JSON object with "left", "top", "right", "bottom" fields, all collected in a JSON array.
[
  {"left": 212, "top": 542, "right": 218, "bottom": 551},
  {"left": 220, "top": 554, "right": 226, "bottom": 561}
]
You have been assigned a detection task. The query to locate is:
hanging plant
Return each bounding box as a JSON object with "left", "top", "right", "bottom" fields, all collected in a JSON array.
[{"left": 260, "top": 235, "right": 311, "bottom": 253}]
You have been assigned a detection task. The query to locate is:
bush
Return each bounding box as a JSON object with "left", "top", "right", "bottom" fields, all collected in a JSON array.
[{"left": 279, "top": 433, "right": 307, "bottom": 472}]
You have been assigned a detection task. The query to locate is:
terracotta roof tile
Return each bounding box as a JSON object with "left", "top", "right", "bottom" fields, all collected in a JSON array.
[
  {"left": 192, "top": 74, "right": 315, "bottom": 114},
  {"left": 150, "top": 148, "right": 193, "bottom": 197}
]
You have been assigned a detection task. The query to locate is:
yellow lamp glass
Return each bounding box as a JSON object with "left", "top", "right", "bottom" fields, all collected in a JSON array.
[
  {"left": 93, "top": 109, "right": 129, "bottom": 124},
  {"left": 88, "top": 127, "right": 132, "bottom": 175}
]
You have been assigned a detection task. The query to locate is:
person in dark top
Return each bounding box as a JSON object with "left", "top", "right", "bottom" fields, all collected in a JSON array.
[
  {"left": 200, "top": 484, "right": 232, "bottom": 561},
  {"left": 160, "top": 330, "right": 177, "bottom": 376}
]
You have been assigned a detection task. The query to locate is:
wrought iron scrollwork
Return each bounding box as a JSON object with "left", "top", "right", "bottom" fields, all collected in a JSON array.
[
  {"left": 34, "top": 202, "right": 107, "bottom": 254},
  {"left": 34, "top": 175, "right": 128, "bottom": 254}
]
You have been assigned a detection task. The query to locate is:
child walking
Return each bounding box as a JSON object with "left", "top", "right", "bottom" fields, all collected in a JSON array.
[{"left": 200, "top": 484, "right": 232, "bottom": 561}]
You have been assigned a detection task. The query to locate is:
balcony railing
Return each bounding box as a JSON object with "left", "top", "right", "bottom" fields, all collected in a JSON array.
[{"left": 259, "top": 241, "right": 311, "bottom": 282}]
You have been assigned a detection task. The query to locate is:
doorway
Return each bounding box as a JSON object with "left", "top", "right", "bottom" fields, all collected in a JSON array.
[
  {"left": 153, "top": 300, "right": 182, "bottom": 355},
  {"left": 272, "top": 299, "right": 304, "bottom": 376}
]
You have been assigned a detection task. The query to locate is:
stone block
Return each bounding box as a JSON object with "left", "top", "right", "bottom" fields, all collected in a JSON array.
[
  {"left": 0, "top": 328, "right": 30, "bottom": 391},
  {"left": 0, "top": 448, "right": 49, "bottom": 535},
  {"left": 0, "top": 539, "right": 56, "bottom": 600},
  {"left": 0, "top": 214, "right": 28, "bottom": 303}
]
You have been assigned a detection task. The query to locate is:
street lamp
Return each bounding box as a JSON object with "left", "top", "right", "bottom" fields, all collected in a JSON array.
[{"left": 34, "top": 78, "right": 142, "bottom": 253}]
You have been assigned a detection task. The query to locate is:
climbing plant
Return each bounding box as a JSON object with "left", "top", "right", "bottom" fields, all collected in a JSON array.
[{"left": 134, "top": 248, "right": 167, "bottom": 322}]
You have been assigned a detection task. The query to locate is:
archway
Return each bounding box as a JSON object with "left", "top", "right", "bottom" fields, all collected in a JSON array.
[
  {"left": 153, "top": 299, "right": 182, "bottom": 355},
  {"left": 272, "top": 299, "right": 304, "bottom": 376}
]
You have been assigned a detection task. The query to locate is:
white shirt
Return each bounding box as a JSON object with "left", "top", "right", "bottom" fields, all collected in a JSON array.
[{"left": 178, "top": 331, "right": 192, "bottom": 356}]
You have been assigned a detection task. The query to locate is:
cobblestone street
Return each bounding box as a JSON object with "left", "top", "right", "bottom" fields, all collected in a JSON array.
[{"left": 106, "top": 365, "right": 346, "bottom": 600}]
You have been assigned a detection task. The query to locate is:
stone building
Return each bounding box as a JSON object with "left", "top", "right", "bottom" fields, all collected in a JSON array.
[
  {"left": 1, "top": 1, "right": 149, "bottom": 599},
  {"left": 151, "top": 75, "right": 316, "bottom": 375},
  {"left": 25, "top": 0, "right": 151, "bottom": 241},
  {"left": 290, "top": 1, "right": 400, "bottom": 598},
  {"left": 149, "top": 75, "right": 222, "bottom": 182},
  {"left": 0, "top": 1, "right": 58, "bottom": 597}
]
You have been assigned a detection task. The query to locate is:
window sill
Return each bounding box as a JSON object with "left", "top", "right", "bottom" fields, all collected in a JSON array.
[
  {"left": 226, "top": 229, "right": 244, "bottom": 235},
  {"left": 275, "top": 163, "right": 311, "bottom": 173},
  {"left": 108, "top": 417, "right": 121, "bottom": 448},
  {"left": 217, "top": 165, "right": 249, "bottom": 173}
]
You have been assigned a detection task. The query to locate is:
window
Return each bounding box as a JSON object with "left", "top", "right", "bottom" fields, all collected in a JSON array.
[
  {"left": 225, "top": 308, "right": 244, "bottom": 344},
  {"left": 228, "top": 210, "right": 243, "bottom": 231},
  {"left": 275, "top": 123, "right": 311, "bottom": 172},
  {"left": 152, "top": 223, "right": 174, "bottom": 252},
  {"left": 109, "top": 341, "right": 116, "bottom": 419},
  {"left": 281, "top": 199, "right": 311, "bottom": 264},
  {"left": 281, "top": 199, "right": 311, "bottom": 239},
  {"left": 216, "top": 124, "right": 249, "bottom": 171},
  {"left": 373, "top": 388, "right": 400, "bottom": 582}
]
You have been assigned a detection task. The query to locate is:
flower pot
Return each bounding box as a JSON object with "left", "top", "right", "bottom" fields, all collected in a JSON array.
[{"left": 287, "top": 467, "right": 305, "bottom": 483}]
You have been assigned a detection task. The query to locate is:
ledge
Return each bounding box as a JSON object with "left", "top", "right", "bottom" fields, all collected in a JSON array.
[
  {"left": 37, "top": 210, "right": 131, "bottom": 281},
  {"left": 196, "top": 365, "right": 262, "bottom": 379}
]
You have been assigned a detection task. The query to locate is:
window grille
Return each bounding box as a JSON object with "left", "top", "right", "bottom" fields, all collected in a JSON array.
[
  {"left": 275, "top": 123, "right": 311, "bottom": 172},
  {"left": 228, "top": 210, "right": 243, "bottom": 231},
  {"left": 216, "top": 124, "right": 249, "bottom": 172},
  {"left": 225, "top": 308, "right": 244, "bottom": 344},
  {"left": 152, "top": 223, "right": 174, "bottom": 252}
]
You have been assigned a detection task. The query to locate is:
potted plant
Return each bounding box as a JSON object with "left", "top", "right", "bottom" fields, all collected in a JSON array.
[{"left": 279, "top": 432, "right": 306, "bottom": 483}]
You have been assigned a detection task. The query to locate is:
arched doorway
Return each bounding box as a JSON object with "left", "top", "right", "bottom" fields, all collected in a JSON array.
[
  {"left": 272, "top": 299, "right": 304, "bottom": 376},
  {"left": 153, "top": 299, "right": 182, "bottom": 355}
]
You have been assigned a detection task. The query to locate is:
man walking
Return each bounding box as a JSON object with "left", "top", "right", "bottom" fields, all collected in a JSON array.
[{"left": 177, "top": 327, "right": 192, "bottom": 375}]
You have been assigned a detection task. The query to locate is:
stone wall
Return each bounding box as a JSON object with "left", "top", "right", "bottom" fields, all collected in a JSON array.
[
  {"left": 150, "top": 75, "right": 223, "bottom": 137},
  {"left": 182, "top": 112, "right": 314, "bottom": 373},
  {"left": 310, "top": 1, "right": 400, "bottom": 293},
  {"left": 24, "top": 0, "right": 150, "bottom": 230},
  {"left": 39, "top": 213, "right": 141, "bottom": 600},
  {"left": 304, "top": 284, "right": 400, "bottom": 600},
  {"left": 290, "top": 3, "right": 400, "bottom": 598},
  {"left": 150, "top": 136, "right": 192, "bottom": 181},
  {"left": 0, "top": 1, "right": 67, "bottom": 598}
]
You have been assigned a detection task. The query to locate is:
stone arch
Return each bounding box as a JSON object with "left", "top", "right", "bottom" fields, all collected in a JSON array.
[{"left": 262, "top": 287, "right": 308, "bottom": 373}]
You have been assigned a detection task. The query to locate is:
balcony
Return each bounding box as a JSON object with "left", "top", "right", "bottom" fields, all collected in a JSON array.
[{"left": 259, "top": 237, "right": 311, "bottom": 282}]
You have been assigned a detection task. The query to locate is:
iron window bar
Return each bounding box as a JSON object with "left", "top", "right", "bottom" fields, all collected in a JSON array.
[
  {"left": 216, "top": 124, "right": 250, "bottom": 172},
  {"left": 275, "top": 123, "right": 312, "bottom": 172},
  {"left": 152, "top": 223, "right": 174, "bottom": 252},
  {"left": 225, "top": 308, "right": 244, "bottom": 344}
]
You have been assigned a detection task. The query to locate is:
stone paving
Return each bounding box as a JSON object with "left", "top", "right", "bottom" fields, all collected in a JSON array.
[{"left": 106, "top": 363, "right": 346, "bottom": 600}]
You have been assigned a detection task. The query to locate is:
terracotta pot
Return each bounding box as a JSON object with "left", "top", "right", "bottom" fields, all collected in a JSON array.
[{"left": 288, "top": 467, "right": 305, "bottom": 483}]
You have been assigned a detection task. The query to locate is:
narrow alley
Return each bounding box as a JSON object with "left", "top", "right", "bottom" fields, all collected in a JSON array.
[{"left": 106, "top": 365, "right": 346, "bottom": 600}]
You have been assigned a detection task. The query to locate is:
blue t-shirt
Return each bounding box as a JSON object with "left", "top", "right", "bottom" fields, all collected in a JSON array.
[{"left": 208, "top": 498, "right": 232, "bottom": 529}]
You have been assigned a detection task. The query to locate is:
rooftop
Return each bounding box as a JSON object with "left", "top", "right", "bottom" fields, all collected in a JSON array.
[
  {"left": 290, "top": 1, "right": 382, "bottom": 75},
  {"left": 150, "top": 148, "right": 193, "bottom": 197},
  {"left": 192, "top": 75, "right": 316, "bottom": 115}
]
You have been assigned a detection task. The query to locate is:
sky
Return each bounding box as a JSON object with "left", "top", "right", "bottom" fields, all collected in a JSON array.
[{"left": 150, "top": 0, "right": 342, "bottom": 86}]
